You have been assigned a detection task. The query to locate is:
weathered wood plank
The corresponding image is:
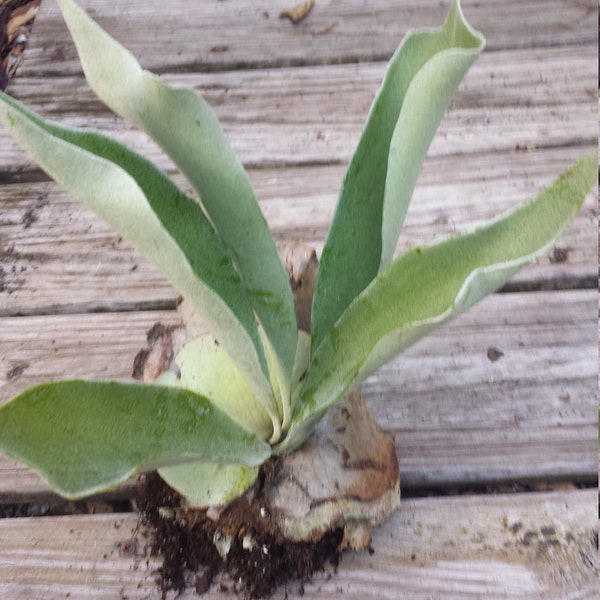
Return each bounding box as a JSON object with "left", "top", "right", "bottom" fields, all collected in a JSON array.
[
  {"left": 19, "top": 0, "right": 597, "bottom": 76},
  {"left": 0, "top": 310, "right": 183, "bottom": 400},
  {"left": 1, "top": 146, "right": 596, "bottom": 315},
  {"left": 365, "top": 289, "right": 598, "bottom": 487},
  {"left": 0, "top": 489, "right": 596, "bottom": 598},
  {"left": 0, "top": 1, "right": 596, "bottom": 598},
  {"left": 2, "top": 45, "right": 596, "bottom": 170},
  {"left": 1, "top": 289, "right": 595, "bottom": 498}
]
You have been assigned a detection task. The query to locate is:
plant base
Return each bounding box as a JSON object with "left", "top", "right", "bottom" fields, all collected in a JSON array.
[
  {"left": 134, "top": 324, "right": 399, "bottom": 597},
  {"left": 133, "top": 245, "right": 400, "bottom": 597}
]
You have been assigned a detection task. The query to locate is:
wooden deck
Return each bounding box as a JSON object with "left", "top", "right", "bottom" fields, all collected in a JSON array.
[{"left": 0, "top": 0, "right": 598, "bottom": 598}]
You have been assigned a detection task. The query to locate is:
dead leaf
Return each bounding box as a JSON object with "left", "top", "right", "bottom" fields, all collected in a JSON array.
[{"left": 280, "top": 0, "right": 315, "bottom": 24}]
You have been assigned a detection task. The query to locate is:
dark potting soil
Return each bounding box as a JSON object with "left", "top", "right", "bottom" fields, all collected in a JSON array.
[{"left": 136, "top": 462, "right": 343, "bottom": 599}]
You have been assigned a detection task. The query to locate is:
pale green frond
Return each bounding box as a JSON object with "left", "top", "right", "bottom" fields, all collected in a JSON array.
[
  {"left": 311, "top": 0, "right": 484, "bottom": 348},
  {"left": 176, "top": 336, "right": 275, "bottom": 441},
  {"left": 158, "top": 463, "right": 259, "bottom": 507},
  {"left": 56, "top": 0, "right": 298, "bottom": 397},
  {"left": 278, "top": 152, "right": 597, "bottom": 453},
  {"left": 0, "top": 381, "right": 271, "bottom": 499}
]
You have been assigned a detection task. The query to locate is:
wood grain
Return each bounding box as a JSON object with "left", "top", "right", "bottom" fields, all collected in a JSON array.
[
  {"left": 0, "top": 489, "right": 596, "bottom": 599},
  {"left": 1, "top": 145, "right": 596, "bottom": 315},
  {"left": 2, "top": 45, "right": 596, "bottom": 170},
  {"left": 1, "top": 289, "right": 595, "bottom": 498},
  {"left": 19, "top": 0, "right": 598, "bottom": 75},
  {"left": 0, "top": 0, "right": 596, "bottom": 597}
]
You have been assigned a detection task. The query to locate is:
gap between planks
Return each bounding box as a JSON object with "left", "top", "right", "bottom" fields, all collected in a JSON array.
[{"left": 0, "top": 489, "right": 596, "bottom": 599}]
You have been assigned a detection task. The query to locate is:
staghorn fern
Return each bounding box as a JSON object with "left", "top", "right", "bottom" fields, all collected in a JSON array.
[{"left": 0, "top": 0, "right": 596, "bottom": 505}]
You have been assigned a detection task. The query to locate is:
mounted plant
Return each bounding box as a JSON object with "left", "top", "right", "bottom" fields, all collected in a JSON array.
[{"left": 0, "top": 0, "right": 596, "bottom": 594}]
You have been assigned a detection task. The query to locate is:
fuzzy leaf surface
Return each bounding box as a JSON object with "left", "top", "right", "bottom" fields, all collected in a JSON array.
[
  {"left": 311, "top": 0, "right": 484, "bottom": 348},
  {"left": 56, "top": 0, "right": 298, "bottom": 398},
  {"left": 278, "top": 152, "right": 597, "bottom": 453},
  {"left": 0, "top": 92, "right": 280, "bottom": 426},
  {"left": 0, "top": 381, "right": 271, "bottom": 498},
  {"left": 176, "top": 336, "right": 274, "bottom": 441},
  {"left": 158, "top": 463, "right": 259, "bottom": 507}
]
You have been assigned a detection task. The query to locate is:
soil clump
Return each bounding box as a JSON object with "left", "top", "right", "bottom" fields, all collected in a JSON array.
[{"left": 137, "top": 466, "right": 343, "bottom": 599}]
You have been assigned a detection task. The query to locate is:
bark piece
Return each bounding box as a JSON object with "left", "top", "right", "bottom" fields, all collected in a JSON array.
[{"left": 269, "top": 389, "right": 399, "bottom": 548}]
